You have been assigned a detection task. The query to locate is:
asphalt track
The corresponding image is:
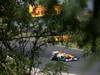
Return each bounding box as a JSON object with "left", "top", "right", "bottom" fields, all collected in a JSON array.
[
  {"left": 9, "top": 41, "right": 100, "bottom": 75},
  {"left": 31, "top": 44, "right": 100, "bottom": 75}
]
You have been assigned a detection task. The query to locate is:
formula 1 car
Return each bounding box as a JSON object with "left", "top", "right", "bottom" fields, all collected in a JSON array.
[{"left": 50, "top": 50, "right": 79, "bottom": 62}]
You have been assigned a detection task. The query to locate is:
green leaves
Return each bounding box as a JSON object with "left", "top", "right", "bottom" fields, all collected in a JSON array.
[
  {"left": 77, "top": 0, "right": 87, "bottom": 8},
  {"left": 42, "top": 61, "right": 70, "bottom": 75}
]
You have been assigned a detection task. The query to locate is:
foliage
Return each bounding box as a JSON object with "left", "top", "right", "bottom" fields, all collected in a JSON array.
[
  {"left": 41, "top": 61, "right": 70, "bottom": 75},
  {"left": 1, "top": 0, "right": 100, "bottom": 74},
  {"left": 82, "top": 38, "right": 100, "bottom": 71}
]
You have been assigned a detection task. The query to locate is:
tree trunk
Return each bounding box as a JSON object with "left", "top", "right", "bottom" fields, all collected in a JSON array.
[{"left": 91, "top": 36, "right": 96, "bottom": 53}]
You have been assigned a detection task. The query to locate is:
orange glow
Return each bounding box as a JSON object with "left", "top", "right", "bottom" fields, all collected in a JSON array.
[
  {"left": 53, "top": 35, "right": 71, "bottom": 41},
  {"left": 54, "top": 5, "right": 62, "bottom": 14},
  {"left": 29, "top": 4, "right": 62, "bottom": 17},
  {"left": 29, "top": 5, "right": 47, "bottom": 17}
]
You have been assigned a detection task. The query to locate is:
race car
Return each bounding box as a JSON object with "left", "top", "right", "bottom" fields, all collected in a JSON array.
[{"left": 50, "top": 50, "right": 79, "bottom": 62}]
